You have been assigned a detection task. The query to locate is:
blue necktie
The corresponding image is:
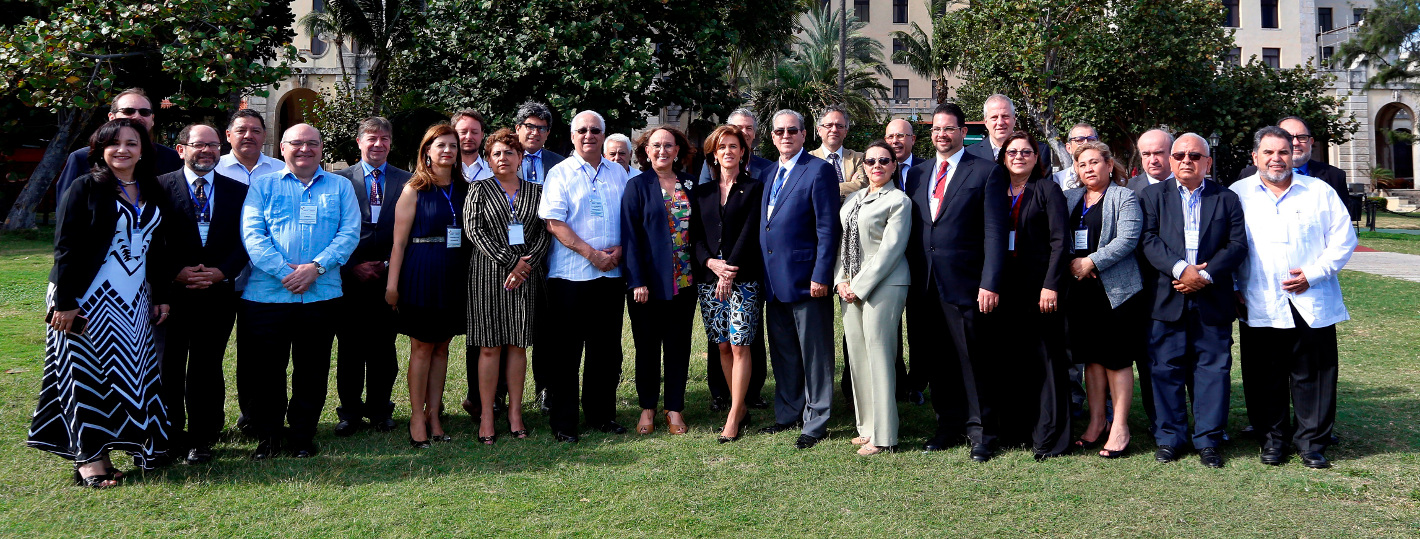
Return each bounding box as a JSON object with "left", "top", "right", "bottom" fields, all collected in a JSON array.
[{"left": 769, "top": 166, "right": 788, "bottom": 209}]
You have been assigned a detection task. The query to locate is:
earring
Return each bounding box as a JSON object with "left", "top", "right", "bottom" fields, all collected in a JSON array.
[{"left": 425, "top": 156, "right": 432, "bottom": 167}]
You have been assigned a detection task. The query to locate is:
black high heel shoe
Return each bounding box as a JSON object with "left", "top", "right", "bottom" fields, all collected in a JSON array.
[
  {"left": 478, "top": 434, "right": 497, "bottom": 445},
  {"left": 717, "top": 413, "right": 752, "bottom": 443},
  {"left": 1074, "top": 426, "right": 1110, "bottom": 449},
  {"left": 73, "top": 466, "right": 117, "bottom": 489},
  {"left": 409, "top": 436, "right": 431, "bottom": 449}
]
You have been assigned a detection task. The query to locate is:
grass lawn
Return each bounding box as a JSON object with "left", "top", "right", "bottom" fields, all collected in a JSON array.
[
  {"left": 1374, "top": 210, "right": 1420, "bottom": 230},
  {"left": 1358, "top": 231, "right": 1420, "bottom": 256},
  {"left": 1, "top": 232, "right": 1417, "bottom": 536}
]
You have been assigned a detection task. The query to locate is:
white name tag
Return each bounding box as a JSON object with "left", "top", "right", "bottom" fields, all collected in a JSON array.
[
  {"left": 370, "top": 205, "right": 381, "bottom": 223},
  {"left": 1184, "top": 229, "right": 1200, "bottom": 250},
  {"left": 1074, "top": 229, "right": 1089, "bottom": 250},
  {"left": 446, "top": 226, "right": 462, "bottom": 248},
  {"left": 1008, "top": 231, "right": 1016, "bottom": 251},
  {"left": 299, "top": 204, "right": 318, "bottom": 224},
  {"left": 508, "top": 223, "right": 525, "bottom": 245},
  {"left": 198, "top": 222, "right": 210, "bottom": 246},
  {"left": 589, "top": 195, "right": 605, "bottom": 218}
]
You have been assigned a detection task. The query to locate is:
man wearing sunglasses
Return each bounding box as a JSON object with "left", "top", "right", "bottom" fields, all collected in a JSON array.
[
  {"left": 1052, "top": 122, "right": 1100, "bottom": 190},
  {"left": 514, "top": 101, "right": 566, "bottom": 186},
  {"left": 55, "top": 88, "right": 183, "bottom": 197},
  {"left": 1234, "top": 116, "right": 1350, "bottom": 205}
]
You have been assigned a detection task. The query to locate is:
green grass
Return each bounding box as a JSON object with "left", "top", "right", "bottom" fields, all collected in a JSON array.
[
  {"left": 1358, "top": 231, "right": 1420, "bottom": 256},
  {"left": 1375, "top": 210, "right": 1420, "bottom": 230},
  {"left": 1, "top": 238, "right": 1418, "bottom": 536}
]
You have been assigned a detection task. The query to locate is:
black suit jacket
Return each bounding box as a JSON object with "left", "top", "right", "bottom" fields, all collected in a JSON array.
[
  {"left": 333, "top": 163, "right": 411, "bottom": 266},
  {"left": 49, "top": 173, "right": 175, "bottom": 311},
  {"left": 904, "top": 151, "right": 1008, "bottom": 307},
  {"left": 1138, "top": 179, "right": 1247, "bottom": 325},
  {"left": 156, "top": 170, "right": 250, "bottom": 290},
  {"left": 689, "top": 170, "right": 764, "bottom": 285},
  {"left": 1010, "top": 177, "right": 1069, "bottom": 294}
]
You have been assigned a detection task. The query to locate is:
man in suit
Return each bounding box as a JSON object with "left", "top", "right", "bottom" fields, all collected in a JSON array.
[
  {"left": 515, "top": 101, "right": 566, "bottom": 186},
  {"left": 216, "top": 109, "right": 285, "bottom": 185},
  {"left": 331, "top": 117, "right": 410, "bottom": 437},
  {"left": 1052, "top": 122, "right": 1099, "bottom": 190},
  {"left": 1126, "top": 129, "right": 1175, "bottom": 195},
  {"left": 454, "top": 109, "right": 494, "bottom": 182},
  {"left": 1138, "top": 132, "right": 1248, "bottom": 468},
  {"left": 808, "top": 105, "right": 868, "bottom": 201},
  {"left": 1124, "top": 128, "right": 1176, "bottom": 429},
  {"left": 886, "top": 119, "right": 921, "bottom": 188},
  {"left": 55, "top": 88, "right": 183, "bottom": 197},
  {"left": 157, "top": 124, "right": 250, "bottom": 464},
  {"left": 704, "top": 108, "right": 773, "bottom": 412},
  {"left": 964, "top": 94, "right": 1052, "bottom": 167},
  {"left": 756, "top": 109, "right": 842, "bottom": 449},
  {"left": 906, "top": 103, "right": 1008, "bottom": 462}
]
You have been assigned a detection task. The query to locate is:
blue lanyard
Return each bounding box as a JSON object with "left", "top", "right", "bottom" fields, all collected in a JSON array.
[
  {"left": 191, "top": 183, "right": 211, "bottom": 222},
  {"left": 580, "top": 162, "right": 600, "bottom": 191},
  {"left": 438, "top": 185, "right": 456, "bottom": 223},
  {"left": 119, "top": 186, "right": 142, "bottom": 225},
  {"left": 1078, "top": 197, "right": 1096, "bottom": 230}
]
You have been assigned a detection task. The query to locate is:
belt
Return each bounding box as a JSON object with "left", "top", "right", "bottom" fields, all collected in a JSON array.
[{"left": 411, "top": 236, "right": 446, "bottom": 244}]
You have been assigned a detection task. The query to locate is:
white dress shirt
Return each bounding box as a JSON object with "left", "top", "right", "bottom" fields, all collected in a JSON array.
[
  {"left": 1231, "top": 173, "right": 1356, "bottom": 329},
  {"left": 537, "top": 154, "right": 629, "bottom": 281},
  {"left": 462, "top": 156, "right": 493, "bottom": 183},
  {"left": 216, "top": 152, "right": 285, "bottom": 185},
  {"left": 927, "top": 149, "right": 965, "bottom": 218},
  {"left": 1053, "top": 169, "right": 1081, "bottom": 190}
]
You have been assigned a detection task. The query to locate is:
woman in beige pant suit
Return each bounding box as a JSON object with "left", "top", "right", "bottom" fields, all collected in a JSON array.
[{"left": 834, "top": 140, "right": 914, "bottom": 456}]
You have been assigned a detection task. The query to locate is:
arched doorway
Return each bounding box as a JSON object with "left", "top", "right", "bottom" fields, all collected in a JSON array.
[
  {"left": 276, "top": 88, "right": 320, "bottom": 138},
  {"left": 1376, "top": 102, "right": 1415, "bottom": 181}
]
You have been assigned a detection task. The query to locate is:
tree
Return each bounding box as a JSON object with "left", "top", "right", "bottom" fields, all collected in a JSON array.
[
  {"left": 890, "top": 0, "right": 950, "bottom": 104},
  {"left": 299, "top": 0, "right": 417, "bottom": 112},
  {"left": 0, "top": 0, "right": 297, "bottom": 229},
  {"left": 1336, "top": 0, "right": 1420, "bottom": 90}
]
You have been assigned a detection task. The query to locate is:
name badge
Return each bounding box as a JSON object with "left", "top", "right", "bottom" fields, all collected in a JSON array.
[
  {"left": 1184, "top": 229, "right": 1200, "bottom": 250},
  {"left": 589, "top": 195, "right": 605, "bottom": 218},
  {"left": 1074, "top": 229, "right": 1089, "bottom": 250},
  {"left": 508, "top": 223, "right": 525, "bottom": 246},
  {"left": 198, "top": 222, "right": 210, "bottom": 246},
  {"left": 446, "top": 225, "right": 462, "bottom": 248},
  {"left": 370, "top": 205, "right": 381, "bottom": 223},
  {"left": 1008, "top": 231, "right": 1016, "bottom": 251},
  {"left": 299, "top": 203, "right": 318, "bottom": 224}
]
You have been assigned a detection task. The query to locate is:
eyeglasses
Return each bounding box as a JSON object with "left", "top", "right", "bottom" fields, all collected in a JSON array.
[
  {"left": 115, "top": 107, "right": 154, "bottom": 117},
  {"left": 1004, "top": 149, "right": 1036, "bottom": 157},
  {"left": 518, "top": 122, "right": 550, "bottom": 133},
  {"left": 1067, "top": 135, "right": 1099, "bottom": 143},
  {"left": 772, "top": 127, "right": 801, "bottom": 137},
  {"left": 930, "top": 126, "right": 962, "bottom": 134},
  {"left": 884, "top": 133, "right": 912, "bottom": 141},
  {"left": 819, "top": 123, "right": 847, "bottom": 131},
  {"left": 283, "top": 140, "right": 322, "bottom": 149},
  {"left": 575, "top": 127, "right": 603, "bottom": 135},
  {"left": 862, "top": 157, "right": 895, "bottom": 166},
  {"left": 183, "top": 142, "right": 222, "bottom": 151},
  {"left": 1171, "top": 152, "right": 1207, "bottom": 162},
  {"left": 1289, "top": 134, "right": 1314, "bottom": 142}
]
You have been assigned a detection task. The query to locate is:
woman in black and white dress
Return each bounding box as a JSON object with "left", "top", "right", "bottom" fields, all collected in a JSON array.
[{"left": 30, "top": 118, "right": 173, "bottom": 488}]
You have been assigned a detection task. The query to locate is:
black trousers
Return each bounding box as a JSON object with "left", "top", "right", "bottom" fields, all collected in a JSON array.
[
  {"left": 628, "top": 290, "right": 697, "bottom": 411},
  {"left": 160, "top": 286, "right": 239, "bottom": 448},
  {"left": 987, "top": 297, "right": 1070, "bottom": 454},
  {"left": 1239, "top": 305, "right": 1339, "bottom": 453},
  {"left": 334, "top": 283, "right": 397, "bottom": 422},
  {"left": 706, "top": 316, "right": 767, "bottom": 402},
  {"left": 237, "top": 299, "right": 338, "bottom": 442},
  {"left": 915, "top": 281, "right": 995, "bottom": 446},
  {"left": 545, "top": 277, "right": 625, "bottom": 434},
  {"left": 841, "top": 318, "right": 910, "bottom": 405}
]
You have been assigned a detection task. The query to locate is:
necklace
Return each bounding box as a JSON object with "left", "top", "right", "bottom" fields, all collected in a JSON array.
[{"left": 118, "top": 179, "right": 137, "bottom": 185}]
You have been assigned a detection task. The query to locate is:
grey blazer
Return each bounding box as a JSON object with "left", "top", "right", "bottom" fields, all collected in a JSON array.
[
  {"left": 833, "top": 183, "right": 913, "bottom": 302},
  {"left": 1063, "top": 184, "right": 1141, "bottom": 308}
]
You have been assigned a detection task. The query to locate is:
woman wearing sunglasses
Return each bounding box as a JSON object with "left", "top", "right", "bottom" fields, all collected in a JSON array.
[{"left": 833, "top": 140, "right": 913, "bottom": 456}]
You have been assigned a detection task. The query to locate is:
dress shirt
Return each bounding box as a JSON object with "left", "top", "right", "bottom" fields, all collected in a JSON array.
[
  {"left": 217, "top": 152, "right": 285, "bottom": 185},
  {"left": 1170, "top": 181, "right": 1212, "bottom": 282},
  {"left": 897, "top": 154, "right": 916, "bottom": 186},
  {"left": 241, "top": 167, "right": 362, "bottom": 303},
  {"left": 537, "top": 154, "right": 629, "bottom": 280},
  {"left": 1231, "top": 173, "right": 1356, "bottom": 329},
  {"left": 462, "top": 157, "right": 494, "bottom": 183},
  {"left": 1150, "top": 173, "right": 1173, "bottom": 185},
  {"left": 183, "top": 167, "right": 217, "bottom": 215},
  {"left": 826, "top": 147, "right": 845, "bottom": 181},
  {"left": 927, "top": 149, "right": 965, "bottom": 218},
  {"left": 1053, "top": 169, "right": 1081, "bottom": 190},
  {"left": 359, "top": 161, "right": 388, "bottom": 222},
  {"left": 521, "top": 149, "right": 548, "bottom": 185},
  {"left": 768, "top": 148, "right": 805, "bottom": 217}
]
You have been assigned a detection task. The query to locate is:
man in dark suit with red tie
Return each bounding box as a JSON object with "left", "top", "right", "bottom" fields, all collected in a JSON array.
[
  {"left": 905, "top": 103, "right": 1008, "bottom": 462},
  {"left": 157, "top": 124, "right": 250, "bottom": 464}
]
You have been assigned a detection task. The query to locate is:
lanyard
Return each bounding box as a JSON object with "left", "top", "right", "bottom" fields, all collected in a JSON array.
[
  {"left": 191, "top": 181, "right": 211, "bottom": 222},
  {"left": 1009, "top": 184, "right": 1025, "bottom": 229},
  {"left": 120, "top": 187, "right": 142, "bottom": 225},
  {"left": 1078, "top": 196, "right": 1096, "bottom": 229},
  {"left": 501, "top": 184, "right": 519, "bottom": 221},
  {"left": 438, "top": 185, "right": 456, "bottom": 223},
  {"left": 580, "top": 162, "right": 600, "bottom": 191}
]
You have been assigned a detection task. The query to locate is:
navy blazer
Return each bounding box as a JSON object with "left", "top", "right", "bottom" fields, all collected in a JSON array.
[
  {"left": 689, "top": 171, "right": 763, "bottom": 284},
  {"left": 904, "top": 151, "right": 1008, "bottom": 307},
  {"left": 1138, "top": 179, "right": 1248, "bottom": 325},
  {"left": 759, "top": 150, "right": 842, "bottom": 303},
  {"left": 621, "top": 169, "right": 698, "bottom": 301},
  {"left": 157, "top": 170, "right": 250, "bottom": 288},
  {"left": 333, "top": 163, "right": 411, "bottom": 266}
]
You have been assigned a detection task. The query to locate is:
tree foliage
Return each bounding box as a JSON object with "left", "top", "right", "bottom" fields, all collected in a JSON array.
[
  {"left": 300, "top": 0, "right": 418, "bottom": 113},
  {"left": 1336, "top": 0, "right": 1420, "bottom": 90}
]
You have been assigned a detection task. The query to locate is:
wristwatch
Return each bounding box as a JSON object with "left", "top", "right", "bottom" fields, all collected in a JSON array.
[{"left": 313, "top": 261, "right": 326, "bottom": 275}]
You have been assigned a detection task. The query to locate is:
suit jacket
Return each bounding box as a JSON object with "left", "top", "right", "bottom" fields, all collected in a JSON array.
[
  {"left": 833, "top": 183, "right": 913, "bottom": 302},
  {"left": 1009, "top": 177, "right": 1069, "bottom": 294},
  {"left": 689, "top": 170, "right": 763, "bottom": 285},
  {"left": 894, "top": 154, "right": 919, "bottom": 189},
  {"left": 904, "top": 151, "right": 1008, "bottom": 307},
  {"left": 1062, "top": 185, "right": 1142, "bottom": 308},
  {"left": 156, "top": 169, "right": 250, "bottom": 292},
  {"left": 333, "top": 163, "right": 411, "bottom": 267},
  {"left": 55, "top": 144, "right": 184, "bottom": 199},
  {"left": 1138, "top": 179, "right": 1247, "bottom": 325},
  {"left": 809, "top": 145, "right": 869, "bottom": 200},
  {"left": 621, "top": 169, "right": 698, "bottom": 301},
  {"left": 965, "top": 140, "right": 1053, "bottom": 171},
  {"left": 759, "top": 150, "right": 842, "bottom": 303},
  {"left": 1125, "top": 173, "right": 1168, "bottom": 196},
  {"left": 49, "top": 173, "right": 175, "bottom": 311}
]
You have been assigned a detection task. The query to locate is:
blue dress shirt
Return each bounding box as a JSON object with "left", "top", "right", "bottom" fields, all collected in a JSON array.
[{"left": 241, "top": 167, "right": 362, "bottom": 303}]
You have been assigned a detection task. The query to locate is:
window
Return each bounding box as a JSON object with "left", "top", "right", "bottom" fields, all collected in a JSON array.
[
  {"left": 893, "top": 79, "right": 909, "bottom": 103},
  {"left": 309, "top": 0, "right": 328, "bottom": 56},
  {"left": 854, "top": 0, "right": 870, "bottom": 21},
  {"left": 892, "top": 38, "right": 905, "bottom": 64},
  {"left": 1318, "top": 7, "right": 1333, "bottom": 32},
  {"left": 893, "top": 0, "right": 907, "bottom": 23},
  {"left": 1263, "top": 48, "right": 1280, "bottom": 69},
  {"left": 1226, "top": 47, "right": 1242, "bottom": 66},
  {"left": 1354, "top": 8, "right": 1367, "bottom": 25},
  {"left": 1261, "top": 0, "right": 1278, "bottom": 29},
  {"left": 1322, "top": 46, "right": 1335, "bottom": 65},
  {"left": 1223, "top": 0, "right": 1239, "bottom": 28}
]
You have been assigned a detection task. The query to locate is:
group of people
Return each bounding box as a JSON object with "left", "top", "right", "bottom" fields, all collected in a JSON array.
[{"left": 30, "top": 88, "right": 1356, "bottom": 490}]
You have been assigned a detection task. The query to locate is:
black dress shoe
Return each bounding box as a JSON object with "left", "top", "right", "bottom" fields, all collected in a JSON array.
[
  {"left": 186, "top": 446, "right": 214, "bottom": 464},
  {"left": 461, "top": 398, "right": 479, "bottom": 418},
  {"left": 1260, "top": 447, "right": 1286, "bottom": 466},
  {"left": 251, "top": 439, "right": 279, "bottom": 461},
  {"left": 748, "top": 396, "right": 770, "bottom": 409},
  {"left": 1155, "top": 445, "right": 1179, "bottom": 463},
  {"left": 554, "top": 431, "right": 580, "bottom": 443},
  {"left": 906, "top": 390, "right": 926, "bottom": 406},
  {"left": 493, "top": 397, "right": 508, "bottom": 416},
  {"left": 794, "top": 434, "right": 822, "bottom": 449},
  {"left": 371, "top": 417, "right": 396, "bottom": 432},
  {"left": 758, "top": 422, "right": 798, "bottom": 435},
  {"left": 594, "top": 421, "right": 628, "bottom": 434},
  {"left": 235, "top": 414, "right": 258, "bottom": 439},
  {"left": 923, "top": 435, "right": 951, "bottom": 452},
  {"left": 289, "top": 441, "right": 320, "bottom": 458},
  {"left": 1300, "top": 451, "right": 1331, "bottom": 469},
  {"left": 969, "top": 443, "right": 993, "bottom": 463},
  {"left": 1199, "top": 447, "right": 1224, "bottom": 468},
  {"left": 333, "top": 419, "right": 366, "bottom": 437}
]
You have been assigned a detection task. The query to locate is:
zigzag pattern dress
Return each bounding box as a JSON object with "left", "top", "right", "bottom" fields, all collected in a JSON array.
[{"left": 28, "top": 201, "right": 169, "bottom": 468}]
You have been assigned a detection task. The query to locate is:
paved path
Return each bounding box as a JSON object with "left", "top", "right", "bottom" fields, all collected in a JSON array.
[{"left": 1346, "top": 251, "right": 1420, "bottom": 283}]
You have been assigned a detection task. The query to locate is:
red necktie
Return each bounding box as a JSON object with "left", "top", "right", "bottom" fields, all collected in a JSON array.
[{"left": 932, "top": 161, "right": 950, "bottom": 219}]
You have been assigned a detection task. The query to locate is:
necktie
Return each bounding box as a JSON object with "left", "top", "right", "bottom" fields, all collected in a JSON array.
[
  {"left": 369, "top": 168, "right": 383, "bottom": 206},
  {"left": 932, "top": 161, "right": 950, "bottom": 219},
  {"left": 828, "top": 153, "right": 843, "bottom": 183},
  {"left": 193, "top": 177, "right": 210, "bottom": 223},
  {"left": 524, "top": 154, "right": 541, "bottom": 183},
  {"left": 770, "top": 166, "right": 788, "bottom": 211}
]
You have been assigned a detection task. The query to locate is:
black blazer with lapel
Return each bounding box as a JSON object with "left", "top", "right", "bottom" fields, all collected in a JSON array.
[
  {"left": 1138, "top": 179, "right": 1248, "bottom": 325},
  {"left": 49, "top": 173, "right": 175, "bottom": 311},
  {"left": 689, "top": 170, "right": 764, "bottom": 285},
  {"left": 621, "top": 169, "right": 698, "bottom": 301},
  {"left": 157, "top": 169, "right": 250, "bottom": 291},
  {"left": 334, "top": 163, "right": 411, "bottom": 266},
  {"left": 1009, "top": 176, "right": 1069, "bottom": 294},
  {"left": 904, "top": 151, "right": 1009, "bottom": 307}
]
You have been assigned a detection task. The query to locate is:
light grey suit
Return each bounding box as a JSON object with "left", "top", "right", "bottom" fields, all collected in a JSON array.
[
  {"left": 1063, "top": 184, "right": 1142, "bottom": 308},
  {"left": 833, "top": 183, "right": 913, "bottom": 447}
]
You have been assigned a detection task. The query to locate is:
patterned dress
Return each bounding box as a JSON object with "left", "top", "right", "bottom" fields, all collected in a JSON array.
[
  {"left": 29, "top": 201, "right": 169, "bottom": 468},
  {"left": 464, "top": 178, "right": 552, "bottom": 347}
]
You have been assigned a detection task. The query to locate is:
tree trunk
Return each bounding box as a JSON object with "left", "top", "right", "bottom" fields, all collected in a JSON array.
[{"left": 4, "top": 108, "right": 91, "bottom": 231}]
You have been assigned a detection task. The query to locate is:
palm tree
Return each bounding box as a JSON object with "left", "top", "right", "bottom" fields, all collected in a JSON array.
[
  {"left": 747, "top": 3, "right": 892, "bottom": 129},
  {"left": 297, "top": 0, "right": 417, "bottom": 113},
  {"left": 298, "top": 6, "right": 349, "bottom": 81},
  {"left": 889, "top": 0, "right": 950, "bottom": 104}
]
